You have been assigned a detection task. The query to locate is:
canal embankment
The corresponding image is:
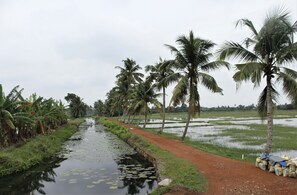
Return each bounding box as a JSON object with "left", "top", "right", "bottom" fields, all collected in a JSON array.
[
  {"left": 0, "top": 118, "right": 84, "bottom": 177},
  {"left": 101, "top": 117, "right": 207, "bottom": 194}
]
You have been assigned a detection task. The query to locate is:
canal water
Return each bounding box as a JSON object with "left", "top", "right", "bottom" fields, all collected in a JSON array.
[{"left": 0, "top": 118, "right": 157, "bottom": 194}]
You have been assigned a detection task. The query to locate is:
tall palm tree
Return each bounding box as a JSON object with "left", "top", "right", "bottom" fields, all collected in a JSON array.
[
  {"left": 219, "top": 9, "right": 297, "bottom": 154},
  {"left": 65, "top": 93, "right": 88, "bottom": 118},
  {"left": 145, "top": 58, "right": 179, "bottom": 133},
  {"left": 115, "top": 58, "right": 144, "bottom": 121},
  {"left": 131, "top": 78, "right": 162, "bottom": 128},
  {"left": 166, "top": 31, "right": 229, "bottom": 141}
]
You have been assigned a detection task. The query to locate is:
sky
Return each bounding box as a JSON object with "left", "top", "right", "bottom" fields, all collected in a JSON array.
[{"left": 0, "top": 0, "right": 297, "bottom": 107}]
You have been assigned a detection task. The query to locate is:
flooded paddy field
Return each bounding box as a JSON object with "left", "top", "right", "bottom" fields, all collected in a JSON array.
[
  {"left": 0, "top": 118, "right": 157, "bottom": 194},
  {"left": 136, "top": 112, "right": 297, "bottom": 157}
]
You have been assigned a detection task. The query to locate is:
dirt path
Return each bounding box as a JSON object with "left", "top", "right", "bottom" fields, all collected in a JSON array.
[{"left": 109, "top": 119, "right": 297, "bottom": 195}]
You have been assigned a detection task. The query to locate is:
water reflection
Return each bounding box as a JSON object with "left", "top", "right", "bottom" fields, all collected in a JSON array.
[
  {"left": 0, "top": 119, "right": 157, "bottom": 194},
  {"left": 115, "top": 154, "right": 157, "bottom": 195},
  {"left": 0, "top": 157, "right": 65, "bottom": 195}
]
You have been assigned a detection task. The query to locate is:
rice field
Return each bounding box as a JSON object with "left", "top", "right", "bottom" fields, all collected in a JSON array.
[{"left": 131, "top": 110, "right": 297, "bottom": 159}]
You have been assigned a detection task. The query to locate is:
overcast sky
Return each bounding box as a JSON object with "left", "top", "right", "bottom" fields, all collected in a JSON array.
[{"left": 0, "top": 0, "right": 297, "bottom": 107}]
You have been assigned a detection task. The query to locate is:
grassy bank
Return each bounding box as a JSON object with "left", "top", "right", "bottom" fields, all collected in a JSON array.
[
  {"left": 98, "top": 117, "right": 207, "bottom": 194},
  {"left": 0, "top": 118, "right": 85, "bottom": 177}
]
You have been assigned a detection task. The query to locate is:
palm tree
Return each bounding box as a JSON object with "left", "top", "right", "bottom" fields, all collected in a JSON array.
[
  {"left": 65, "top": 93, "right": 88, "bottom": 118},
  {"left": 145, "top": 58, "right": 179, "bottom": 133},
  {"left": 219, "top": 9, "right": 297, "bottom": 154},
  {"left": 131, "top": 78, "right": 162, "bottom": 128},
  {"left": 115, "top": 58, "right": 144, "bottom": 121},
  {"left": 166, "top": 31, "right": 229, "bottom": 141}
]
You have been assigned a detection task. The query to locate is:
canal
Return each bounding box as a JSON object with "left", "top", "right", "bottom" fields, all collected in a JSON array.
[{"left": 0, "top": 118, "right": 157, "bottom": 194}]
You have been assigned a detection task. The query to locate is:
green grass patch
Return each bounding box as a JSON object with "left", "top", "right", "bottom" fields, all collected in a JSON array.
[
  {"left": 145, "top": 128, "right": 258, "bottom": 162},
  {"left": 98, "top": 117, "right": 207, "bottom": 194},
  {"left": 0, "top": 118, "right": 85, "bottom": 177},
  {"left": 132, "top": 110, "right": 296, "bottom": 120}
]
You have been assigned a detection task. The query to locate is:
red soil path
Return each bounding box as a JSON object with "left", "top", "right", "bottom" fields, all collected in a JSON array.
[{"left": 109, "top": 119, "right": 297, "bottom": 195}]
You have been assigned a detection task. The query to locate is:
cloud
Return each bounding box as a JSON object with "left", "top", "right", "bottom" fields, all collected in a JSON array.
[{"left": 0, "top": 0, "right": 296, "bottom": 107}]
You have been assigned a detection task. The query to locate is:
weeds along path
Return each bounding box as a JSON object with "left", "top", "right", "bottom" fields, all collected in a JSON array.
[{"left": 108, "top": 119, "right": 297, "bottom": 195}]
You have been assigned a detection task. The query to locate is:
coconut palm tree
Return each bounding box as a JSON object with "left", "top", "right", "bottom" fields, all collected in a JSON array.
[
  {"left": 115, "top": 58, "right": 144, "bottom": 121},
  {"left": 166, "top": 31, "right": 229, "bottom": 141},
  {"left": 65, "top": 93, "right": 88, "bottom": 118},
  {"left": 219, "top": 9, "right": 297, "bottom": 154},
  {"left": 131, "top": 78, "right": 162, "bottom": 128},
  {"left": 145, "top": 58, "right": 179, "bottom": 133}
]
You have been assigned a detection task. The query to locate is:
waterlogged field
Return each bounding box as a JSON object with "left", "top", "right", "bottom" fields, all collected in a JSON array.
[{"left": 132, "top": 110, "right": 297, "bottom": 160}]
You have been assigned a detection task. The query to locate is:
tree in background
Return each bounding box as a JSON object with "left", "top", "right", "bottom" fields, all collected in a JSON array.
[
  {"left": 65, "top": 93, "right": 88, "bottom": 118},
  {"left": 115, "top": 58, "right": 144, "bottom": 122},
  {"left": 166, "top": 31, "right": 229, "bottom": 141},
  {"left": 145, "top": 58, "right": 179, "bottom": 133},
  {"left": 219, "top": 8, "right": 297, "bottom": 154},
  {"left": 130, "top": 78, "right": 162, "bottom": 128},
  {"left": 94, "top": 99, "right": 105, "bottom": 116}
]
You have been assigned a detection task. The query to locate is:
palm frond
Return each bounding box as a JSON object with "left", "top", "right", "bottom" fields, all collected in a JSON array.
[
  {"left": 276, "top": 71, "right": 297, "bottom": 103},
  {"left": 218, "top": 41, "right": 259, "bottom": 62},
  {"left": 201, "top": 60, "right": 230, "bottom": 71},
  {"left": 236, "top": 19, "right": 258, "bottom": 37},
  {"left": 257, "top": 86, "right": 279, "bottom": 119},
  {"left": 170, "top": 76, "right": 188, "bottom": 107},
  {"left": 198, "top": 73, "right": 223, "bottom": 94},
  {"left": 233, "top": 62, "right": 264, "bottom": 88}
]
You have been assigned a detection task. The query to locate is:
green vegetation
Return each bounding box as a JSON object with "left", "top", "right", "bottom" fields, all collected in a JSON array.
[
  {"left": 0, "top": 118, "right": 84, "bottom": 177},
  {"left": 0, "top": 84, "right": 68, "bottom": 148},
  {"left": 98, "top": 117, "right": 207, "bottom": 194},
  {"left": 65, "top": 93, "right": 88, "bottom": 118},
  {"left": 219, "top": 8, "right": 297, "bottom": 154},
  {"left": 145, "top": 128, "right": 257, "bottom": 163},
  {"left": 165, "top": 30, "right": 229, "bottom": 141},
  {"left": 145, "top": 58, "right": 179, "bottom": 134},
  {"left": 131, "top": 109, "right": 296, "bottom": 120}
]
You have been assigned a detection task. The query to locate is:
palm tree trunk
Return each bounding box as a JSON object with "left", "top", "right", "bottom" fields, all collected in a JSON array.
[
  {"left": 131, "top": 114, "right": 136, "bottom": 124},
  {"left": 159, "top": 86, "right": 166, "bottom": 134},
  {"left": 128, "top": 114, "right": 131, "bottom": 123},
  {"left": 264, "top": 76, "right": 274, "bottom": 154},
  {"left": 182, "top": 78, "right": 193, "bottom": 141},
  {"left": 143, "top": 109, "right": 147, "bottom": 129},
  {"left": 182, "top": 111, "right": 191, "bottom": 141}
]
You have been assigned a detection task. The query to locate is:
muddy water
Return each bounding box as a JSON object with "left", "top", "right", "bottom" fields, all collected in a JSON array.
[{"left": 0, "top": 118, "right": 157, "bottom": 194}]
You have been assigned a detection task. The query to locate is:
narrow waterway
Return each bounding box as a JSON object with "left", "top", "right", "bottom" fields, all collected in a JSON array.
[{"left": 0, "top": 118, "right": 157, "bottom": 194}]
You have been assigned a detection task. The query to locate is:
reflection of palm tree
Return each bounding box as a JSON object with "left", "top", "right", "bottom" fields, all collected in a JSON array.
[
  {"left": 115, "top": 154, "right": 152, "bottom": 194},
  {"left": 0, "top": 157, "right": 64, "bottom": 194}
]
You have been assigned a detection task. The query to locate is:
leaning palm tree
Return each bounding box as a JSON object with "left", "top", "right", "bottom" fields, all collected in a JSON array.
[
  {"left": 166, "top": 31, "right": 229, "bottom": 141},
  {"left": 219, "top": 8, "right": 297, "bottom": 154},
  {"left": 131, "top": 78, "right": 162, "bottom": 128},
  {"left": 145, "top": 58, "right": 179, "bottom": 133}
]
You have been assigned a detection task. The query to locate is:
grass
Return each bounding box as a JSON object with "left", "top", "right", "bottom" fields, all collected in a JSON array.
[
  {"left": 98, "top": 117, "right": 207, "bottom": 194},
  {"left": 131, "top": 109, "right": 296, "bottom": 120},
  {"left": 0, "top": 118, "right": 85, "bottom": 177},
  {"left": 219, "top": 124, "right": 297, "bottom": 150},
  {"left": 145, "top": 128, "right": 258, "bottom": 162}
]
